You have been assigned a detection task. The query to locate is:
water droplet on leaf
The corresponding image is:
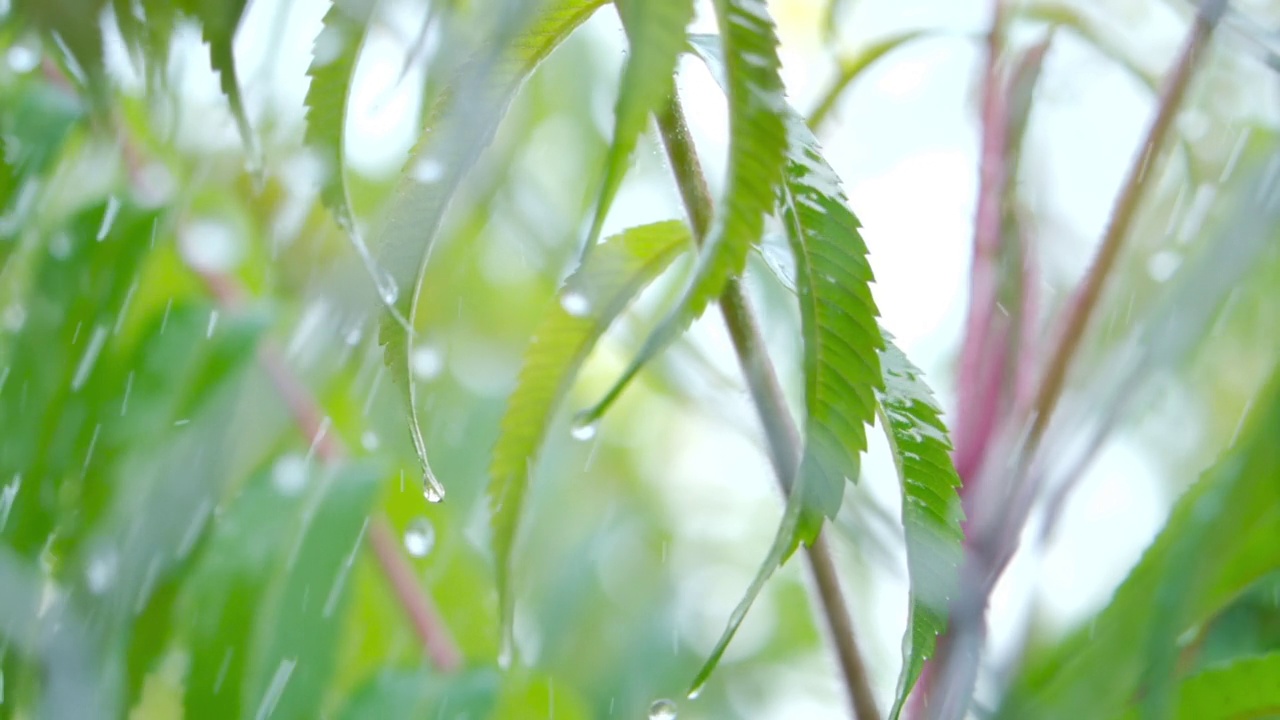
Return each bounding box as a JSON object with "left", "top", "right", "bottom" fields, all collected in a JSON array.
[
  {"left": 648, "top": 699, "right": 677, "bottom": 720},
  {"left": 361, "top": 431, "right": 379, "bottom": 450},
  {"left": 560, "top": 291, "right": 591, "bottom": 318},
  {"left": 412, "top": 157, "right": 445, "bottom": 183},
  {"left": 403, "top": 517, "right": 435, "bottom": 557}
]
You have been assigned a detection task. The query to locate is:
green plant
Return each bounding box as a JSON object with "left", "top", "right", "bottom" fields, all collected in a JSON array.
[{"left": 0, "top": 0, "right": 1277, "bottom": 718}]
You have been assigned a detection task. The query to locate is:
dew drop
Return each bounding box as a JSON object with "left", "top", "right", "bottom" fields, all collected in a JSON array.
[
  {"left": 648, "top": 698, "right": 677, "bottom": 720},
  {"left": 570, "top": 416, "right": 597, "bottom": 441},
  {"left": 411, "top": 343, "right": 445, "bottom": 380},
  {"left": 5, "top": 37, "right": 39, "bottom": 73},
  {"left": 272, "top": 454, "right": 309, "bottom": 495},
  {"left": 560, "top": 291, "right": 591, "bottom": 318},
  {"left": 360, "top": 430, "right": 379, "bottom": 450},
  {"left": 403, "top": 517, "right": 436, "bottom": 557},
  {"left": 375, "top": 269, "right": 399, "bottom": 305}
]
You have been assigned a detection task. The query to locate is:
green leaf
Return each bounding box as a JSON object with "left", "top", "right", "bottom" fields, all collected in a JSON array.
[
  {"left": 178, "top": 0, "right": 254, "bottom": 155},
  {"left": 303, "top": 0, "right": 380, "bottom": 234},
  {"left": 181, "top": 459, "right": 383, "bottom": 720},
  {"left": 1001, "top": 362, "right": 1280, "bottom": 720},
  {"left": 488, "top": 220, "right": 690, "bottom": 663},
  {"left": 580, "top": 0, "right": 694, "bottom": 256},
  {"left": 375, "top": 0, "right": 607, "bottom": 501},
  {"left": 578, "top": 0, "right": 788, "bottom": 424},
  {"left": 0, "top": 201, "right": 157, "bottom": 557},
  {"left": 777, "top": 110, "right": 883, "bottom": 547},
  {"left": 242, "top": 462, "right": 382, "bottom": 720},
  {"left": 338, "top": 667, "right": 500, "bottom": 719},
  {"left": 679, "top": 30, "right": 885, "bottom": 695},
  {"left": 876, "top": 335, "right": 964, "bottom": 719},
  {"left": 12, "top": 0, "right": 111, "bottom": 110},
  {"left": 1116, "top": 653, "right": 1280, "bottom": 720}
]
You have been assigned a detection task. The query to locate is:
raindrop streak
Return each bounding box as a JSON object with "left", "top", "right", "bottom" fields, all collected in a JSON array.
[
  {"left": 96, "top": 196, "right": 120, "bottom": 241},
  {"left": 206, "top": 309, "right": 220, "bottom": 338},
  {"left": 71, "top": 324, "right": 108, "bottom": 391},
  {"left": 253, "top": 658, "right": 296, "bottom": 720},
  {"left": 403, "top": 517, "right": 435, "bottom": 557},
  {"left": 560, "top": 291, "right": 591, "bottom": 318},
  {"left": 570, "top": 416, "right": 597, "bottom": 441},
  {"left": 649, "top": 699, "right": 677, "bottom": 720}
]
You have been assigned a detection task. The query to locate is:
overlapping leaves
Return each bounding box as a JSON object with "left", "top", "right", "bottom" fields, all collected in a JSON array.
[
  {"left": 578, "top": 0, "right": 788, "bottom": 424},
  {"left": 488, "top": 220, "right": 690, "bottom": 661},
  {"left": 370, "top": 0, "right": 608, "bottom": 501}
]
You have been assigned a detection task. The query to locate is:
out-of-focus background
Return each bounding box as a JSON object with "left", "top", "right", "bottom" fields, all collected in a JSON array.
[{"left": 1, "top": 0, "right": 1278, "bottom": 717}]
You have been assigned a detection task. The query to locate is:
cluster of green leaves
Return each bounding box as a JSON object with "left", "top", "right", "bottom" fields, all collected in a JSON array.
[{"left": 0, "top": 0, "right": 970, "bottom": 713}]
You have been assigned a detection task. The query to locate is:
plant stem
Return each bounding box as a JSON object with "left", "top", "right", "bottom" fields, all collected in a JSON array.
[
  {"left": 196, "top": 270, "right": 463, "bottom": 673},
  {"left": 1026, "top": 0, "right": 1225, "bottom": 448},
  {"left": 656, "top": 98, "right": 879, "bottom": 720}
]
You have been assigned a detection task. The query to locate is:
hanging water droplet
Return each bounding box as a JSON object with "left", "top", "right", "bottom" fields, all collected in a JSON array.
[
  {"left": 361, "top": 430, "right": 379, "bottom": 450},
  {"left": 272, "top": 454, "right": 309, "bottom": 495},
  {"left": 403, "top": 517, "right": 436, "bottom": 557},
  {"left": 85, "top": 545, "right": 118, "bottom": 594},
  {"left": 648, "top": 699, "right": 677, "bottom": 720},
  {"left": 422, "top": 481, "right": 445, "bottom": 504},
  {"left": 570, "top": 416, "right": 597, "bottom": 441},
  {"left": 560, "top": 290, "right": 591, "bottom": 318},
  {"left": 375, "top": 269, "right": 399, "bottom": 305},
  {"left": 411, "top": 343, "right": 445, "bottom": 380},
  {"left": 411, "top": 156, "right": 445, "bottom": 183}
]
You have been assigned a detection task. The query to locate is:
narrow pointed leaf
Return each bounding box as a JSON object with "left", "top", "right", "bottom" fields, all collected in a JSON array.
[
  {"left": 1001, "top": 362, "right": 1280, "bottom": 720},
  {"left": 680, "top": 31, "right": 885, "bottom": 695},
  {"left": 179, "top": 0, "right": 254, "bottom": 154},
  {"left": 1116, "top": 653, "right": 1280, "bottom": 720},
  {"left": 876, "top": 336, "right": 965, "bottom": 719},
  {"left": 303, "top": 0, "right": 380, "bottom": 232},
  {"left": 581, "top": 0, "right": 694, "bottom": 255},
  {"left": 579, "top": 0, "right": 788, "bottom": 423},
  {"left": 489, "top": 220, "right": 690, "bottom": 660},
  {"left": 376, "top": 0, "right": 608, "bottom": 499},
  {"left": 779, "top": 110, "right": 882, "bottom": 548},
  {"left": 808, "top": 29, "right": 938, "bottom": 131}
]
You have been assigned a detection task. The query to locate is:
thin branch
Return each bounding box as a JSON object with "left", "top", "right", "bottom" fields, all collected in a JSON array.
[
  {"left": 925, "top": 3, "right": 1225, "bottom": 717},
  {"left": 1026, "top": 0, "right": 1225, "bottom": 448},
  {"left": 656, "top": 99, "right": 880, "bottom": 720},
  {"left": 196, "top": 269, "right": 463, "bottom": 673}
]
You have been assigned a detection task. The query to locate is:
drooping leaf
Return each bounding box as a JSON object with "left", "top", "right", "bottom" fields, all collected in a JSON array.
[
  {"left": 11, "top": 0, "right": 111, "bottom": 110},
  {"left": 111, "top": 0, "right": 177, "bottom": 82},
  {"left": 877, "top": 335, "right": 964, "bottom": 719},
  {"left": 578, "top": 0, "right": 788, "bottom": 424},
  {"left": 488, "top": 220, "right": 690, "bottom": 662},
  {"left": 177, "top": 0, "right": 254, "bottom": 155},
  {"left": 679, "top": 31, "right": 884, "bottom": 695},
  {"left": 1000, "top": 361, "right": 1280, "bottom": 720},
  {"left": 303, "top": 0, "right": 381, "bottom": 233},
  {"left": 375, "top": 0, "right": 607, "bottom": 501},
  {"left": 580, "top": 0, "right": 694, "bottom": 256},
  {"left": 1116, "top": 652, "right": 1280, "bottom": 720}
]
